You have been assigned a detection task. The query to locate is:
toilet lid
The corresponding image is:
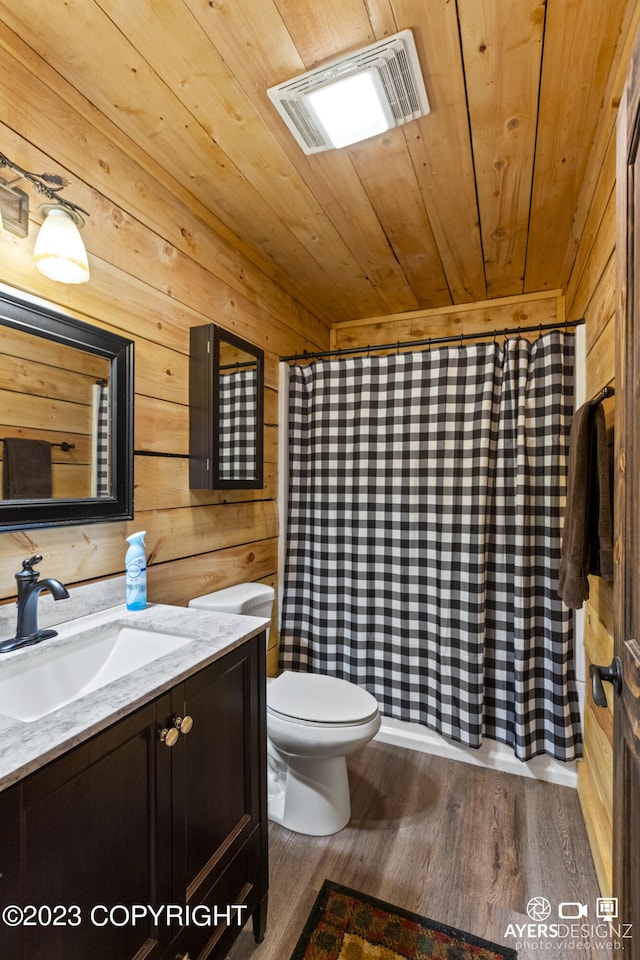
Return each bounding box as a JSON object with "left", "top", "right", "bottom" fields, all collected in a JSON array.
[{"left": 267, "top": 671, "right": 378, "bottom": 724}]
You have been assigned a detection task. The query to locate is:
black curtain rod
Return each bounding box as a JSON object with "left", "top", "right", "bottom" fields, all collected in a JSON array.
[
  {"left": 281, "top": 318, "right": 585, "bottom": 363},
  {"left": 219, "top": 360, "right": 256, "bottom": 371}
]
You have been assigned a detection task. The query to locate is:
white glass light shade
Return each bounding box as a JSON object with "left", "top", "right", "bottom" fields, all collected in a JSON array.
[
  {"left": 305, "top": 68, "right": 394, "bottom": 149},
  {"left": 33, "top": 207, "right": 90, "bottom": 284}
]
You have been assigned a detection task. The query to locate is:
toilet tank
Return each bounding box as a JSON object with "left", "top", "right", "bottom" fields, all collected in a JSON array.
[{"left": 189, "top": 583, "right": 275, "bottom": 636}]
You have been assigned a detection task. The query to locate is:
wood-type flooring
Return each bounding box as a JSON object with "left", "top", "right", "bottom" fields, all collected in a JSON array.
[{"left": 227, "top": 740, "right": 606, "bottom": 960}]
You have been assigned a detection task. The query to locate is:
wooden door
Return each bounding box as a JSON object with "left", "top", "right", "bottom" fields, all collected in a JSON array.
[{"left": 614, "top": 24, "right": 640, "bottom": 951}]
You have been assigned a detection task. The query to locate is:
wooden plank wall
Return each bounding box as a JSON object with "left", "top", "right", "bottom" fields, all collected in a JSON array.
[
  {"left": 561, "top": 2, "right": 640, "bottom": 900},
  {"left": 0, "top": 25, "right": 329, "bottom": 676},
  {"left": 331, "top": 290, "right": 564, "bottom": 351}
]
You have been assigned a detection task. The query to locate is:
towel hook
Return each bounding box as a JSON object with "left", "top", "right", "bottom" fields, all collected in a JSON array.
[{"left": 591, "top": 385, "right": 615, "bottom": 406}]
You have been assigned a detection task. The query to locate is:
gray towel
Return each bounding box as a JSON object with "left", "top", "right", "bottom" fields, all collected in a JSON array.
[
  {"left": 558, "top": 402, "right": 613, "bottom": 608},
  {"left": 2, "top": 438, "right": 52, "bottom": 499}
]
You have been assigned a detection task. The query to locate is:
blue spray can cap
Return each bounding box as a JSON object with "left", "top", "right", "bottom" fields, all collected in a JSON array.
[{"left": 127, "top": 530, "right": 147, "bottom": 545}]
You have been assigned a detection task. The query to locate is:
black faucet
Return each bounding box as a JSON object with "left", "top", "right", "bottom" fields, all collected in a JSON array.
[{"left": 0, "top": 555, "right": 70, "bottom": 654}]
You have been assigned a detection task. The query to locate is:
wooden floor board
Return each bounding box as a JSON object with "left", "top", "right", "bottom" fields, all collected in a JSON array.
[{"left": 227, "top": 741, "right": 603, "bottom": 960}]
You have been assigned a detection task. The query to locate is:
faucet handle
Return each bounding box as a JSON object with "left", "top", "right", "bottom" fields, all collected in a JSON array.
[{"left": 16, "top": 556, "right": 43, "bottom": 584}]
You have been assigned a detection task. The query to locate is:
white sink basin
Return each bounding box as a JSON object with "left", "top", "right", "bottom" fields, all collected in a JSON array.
[{"left": 0, "top": 622, "right": 191, "bottom": 722}]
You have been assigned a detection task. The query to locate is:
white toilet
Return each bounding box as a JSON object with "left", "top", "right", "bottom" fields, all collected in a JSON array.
[{"left": 188, "top": 583, "right": 381, "bottom": 836}]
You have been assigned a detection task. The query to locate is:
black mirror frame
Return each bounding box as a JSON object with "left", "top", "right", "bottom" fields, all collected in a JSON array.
[
  {"left": 0, "top": 289, "right": 134, "bottom": 532},
  {"left": 189, "top": 324, "right": 264, "bottom": 490}
]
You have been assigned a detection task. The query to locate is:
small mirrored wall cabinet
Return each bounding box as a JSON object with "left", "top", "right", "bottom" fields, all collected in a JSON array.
[{"left": 189, "top": 324, "right": 264, "bottom": 490}]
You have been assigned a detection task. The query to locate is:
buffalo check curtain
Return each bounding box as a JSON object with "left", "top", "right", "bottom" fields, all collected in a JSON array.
[
  {"left": 279, "top": 333, "right": 582, "bottom": 762},
  {"left": 92, "top": 380, "right": 110, "bottom": 497},
  {"left": 218, "top": 366, "right": 257, "bottom": 481}
]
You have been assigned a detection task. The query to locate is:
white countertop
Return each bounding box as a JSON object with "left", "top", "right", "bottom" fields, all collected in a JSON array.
[{"left": 0, "top": 603, "right": 268, "bottom": 791}]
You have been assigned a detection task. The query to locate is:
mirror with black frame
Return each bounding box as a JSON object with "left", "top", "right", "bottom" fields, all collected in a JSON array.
[
  {"left": 0, "top": 287, "right": 134, "bottom": 532},
  {"left": 189, "top": 324, "right": 264, "bottom": 490}
]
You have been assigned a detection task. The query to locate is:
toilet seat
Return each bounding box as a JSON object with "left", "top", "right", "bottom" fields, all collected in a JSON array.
[{"left": 267, "top": 671, "right": 379, "bottom": 726}]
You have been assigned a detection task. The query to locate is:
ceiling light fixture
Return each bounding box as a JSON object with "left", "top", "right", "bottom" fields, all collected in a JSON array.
[
  {"left": 0, "top": 152, "right": 90, "bottom": 284},
  {"left": 267, "top": 29, "right": 430, "bottom": 155}
]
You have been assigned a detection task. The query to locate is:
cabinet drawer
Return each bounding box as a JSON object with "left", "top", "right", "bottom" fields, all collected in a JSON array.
[{"left": 165, "top": 827, "right": 263, "bottom": 960}]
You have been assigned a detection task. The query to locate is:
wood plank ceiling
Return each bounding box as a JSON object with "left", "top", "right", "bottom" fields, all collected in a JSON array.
[{"left": 0, "top": 0, "right": 629, "bottom": 326}]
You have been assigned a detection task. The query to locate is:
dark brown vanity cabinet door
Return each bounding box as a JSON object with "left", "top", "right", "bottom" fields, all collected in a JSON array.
[
  {"left": 0, "top": 783, "right": 21, "bottom": 957},
  {"left": 0, "top": 634, "right": 268, "bottom": 960},
  {"left": 8, "top": 696, "right": 170, "bottom": 960},
  {"left": 164, "top": 633, "right": 268, "bottom": 959}
]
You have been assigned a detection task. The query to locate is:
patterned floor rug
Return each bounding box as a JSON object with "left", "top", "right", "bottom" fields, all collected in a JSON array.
[{"left": 289, "top": 880, "right": 517, "bottom": 960}]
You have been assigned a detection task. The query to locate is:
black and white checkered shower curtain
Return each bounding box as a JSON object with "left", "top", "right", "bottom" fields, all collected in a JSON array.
[
  {"left": 219, "top": 367, "right": 256, "bottom": 481},
  {"left": 279, "top": 332, "right": 582, "bottom": 762},
  {"left": 93, "top": 380, "right": 110, "bottom": 497}
]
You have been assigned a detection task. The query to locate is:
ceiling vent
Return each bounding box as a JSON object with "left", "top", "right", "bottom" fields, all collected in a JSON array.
[{"left": 267, "top": 29, "right": 430, "bottom": 155}]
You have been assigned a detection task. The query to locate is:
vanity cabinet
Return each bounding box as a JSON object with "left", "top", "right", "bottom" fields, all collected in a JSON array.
[
  {"left": 0, "top": 633, "right": 268, "bottom": 960},
  {"left": 9, "top": 698, "right": 162, "bottom": 959},
  {"left": 161, "top": 633, "right": 268, "bottom": 959}
]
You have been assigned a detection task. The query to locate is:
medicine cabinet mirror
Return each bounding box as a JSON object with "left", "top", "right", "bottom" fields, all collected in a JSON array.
[
  {"left": 0, "top": 287, "right": 134, "bottom": 532},
  {"left": 189, "top": 324, "right": 264, "bottom": 489}
]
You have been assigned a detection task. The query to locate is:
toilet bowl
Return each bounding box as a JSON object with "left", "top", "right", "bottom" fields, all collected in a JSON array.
[
  {"left": 188, "top": 584, "right": 381, "bottom": 836},
  {"left": 266, "top": 670, "right": 380, "bottom": 835}
]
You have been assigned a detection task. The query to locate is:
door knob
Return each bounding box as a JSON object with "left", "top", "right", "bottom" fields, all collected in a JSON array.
[{"left": 589, "top": 657, "right": 622, "bottom": 707}]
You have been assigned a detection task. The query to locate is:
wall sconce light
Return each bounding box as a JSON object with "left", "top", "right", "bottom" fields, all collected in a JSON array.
[{"left": 0, "top": 151, "right": 90, "bottom": 284}]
